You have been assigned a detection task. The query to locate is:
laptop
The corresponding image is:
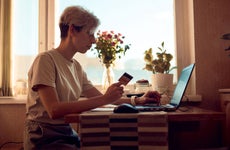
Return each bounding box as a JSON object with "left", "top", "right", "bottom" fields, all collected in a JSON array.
[{"left": 135, "top": 63, "right": 195, "bottom": 112}]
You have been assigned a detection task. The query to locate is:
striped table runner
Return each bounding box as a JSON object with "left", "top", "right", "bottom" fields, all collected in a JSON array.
[{"left": 79, "top": 112, "right": 168, "bottom": 150}]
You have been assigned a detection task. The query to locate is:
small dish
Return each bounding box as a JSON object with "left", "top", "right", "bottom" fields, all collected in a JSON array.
[{"left": 126, "top": 92, "right": 145, "bottom": 97}]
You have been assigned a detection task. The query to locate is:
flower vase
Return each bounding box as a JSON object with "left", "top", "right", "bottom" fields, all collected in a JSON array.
[{"left": 102, "top": 64, "right": 114, "bottom": 92}]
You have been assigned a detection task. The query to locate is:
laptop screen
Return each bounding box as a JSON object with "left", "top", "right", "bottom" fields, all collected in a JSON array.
[{"left": 170, "top": 63, "right": 195, "bottom": 106}]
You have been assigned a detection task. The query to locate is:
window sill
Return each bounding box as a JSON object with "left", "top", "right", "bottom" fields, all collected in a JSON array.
[
  {"left": 0, "top": 93, "right": 202, "bottom": 105},
  {"left": 182, "top": 94, "right": 202, "bottom": 102},
  {"left": 0, "top": 96, "right": 27, "bottom": 104}
]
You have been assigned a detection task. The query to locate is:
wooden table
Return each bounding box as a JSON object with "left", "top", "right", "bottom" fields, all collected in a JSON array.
[
  {"left": 65, "top": 106, "right": 226, "bottom": 150},
  {"left": 65, "top": 106, "right": 225, "bottom": 123}
]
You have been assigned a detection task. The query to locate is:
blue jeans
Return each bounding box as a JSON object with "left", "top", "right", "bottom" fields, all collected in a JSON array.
[{"left": 23, "top": 120, "right": 80, "bottom": 150}]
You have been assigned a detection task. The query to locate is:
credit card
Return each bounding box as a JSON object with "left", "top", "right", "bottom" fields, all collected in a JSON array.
[{"left": 118, "top": 72, "right": 133, "bottom": 85}]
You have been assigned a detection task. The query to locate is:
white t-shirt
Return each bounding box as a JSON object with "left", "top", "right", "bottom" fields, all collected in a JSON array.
[{"left": 26, "top": 49, "right": 94, "bottom": 124}]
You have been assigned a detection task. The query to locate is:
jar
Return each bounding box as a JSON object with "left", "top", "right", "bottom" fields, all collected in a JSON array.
[
  {"left": 14, "top": 80, "right": 28, "bottom": 97},
  {"left": 134, "top": 79, "right": 150, "bottom": 93}
]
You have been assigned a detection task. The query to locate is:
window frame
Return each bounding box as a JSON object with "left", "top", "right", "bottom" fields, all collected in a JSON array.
[
  {"left": 39, "top": 0, "right": 55, "bottom": 52},
  {"left": 0, "top": 0, "right": 195, "bottom": 97}
]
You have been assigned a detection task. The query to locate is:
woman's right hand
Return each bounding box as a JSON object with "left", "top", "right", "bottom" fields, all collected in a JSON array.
[
  {"left": 103, "top": 82, "right": 124, "bottom": 102},
  {"left": 135, "top": 91, "right": 161, "bottom": 105}
]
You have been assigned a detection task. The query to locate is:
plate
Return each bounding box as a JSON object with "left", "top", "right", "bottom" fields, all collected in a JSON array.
[{"left": 126, "top": 92, "right": 145, "bottom": 97}]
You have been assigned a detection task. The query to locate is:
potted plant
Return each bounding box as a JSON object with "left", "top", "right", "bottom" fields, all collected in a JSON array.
[
  {"left": 91, "top": 30, "right": 130, "bottom": 90},
  {"left": 143, "top": 41, "right": 176, "bottom": 93}
]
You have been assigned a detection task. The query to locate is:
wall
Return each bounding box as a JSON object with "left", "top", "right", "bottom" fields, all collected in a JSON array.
[
  {"left": 0, "top": 98, "right": 78, "bottom": 144},
  {"left": 0, "top": 99, "right": 26, "bottom": 142},
  {"left": 194, "top": 0, "right": 230, "bottom": 110}
]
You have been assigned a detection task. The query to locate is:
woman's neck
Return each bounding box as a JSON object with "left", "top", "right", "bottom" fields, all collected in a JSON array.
[{"left": 56, "top": 42, "right": 76, "bottom": 61}]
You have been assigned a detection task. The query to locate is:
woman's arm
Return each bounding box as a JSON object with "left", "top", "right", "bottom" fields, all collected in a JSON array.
[
  {"left": 38, "top": 82, "right": 123, "bottom": 119},
  {"left": 82, "top": 86, "right": 103, "bottom": 98}
]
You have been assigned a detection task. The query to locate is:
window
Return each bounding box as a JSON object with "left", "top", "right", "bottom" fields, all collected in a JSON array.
[
  {"left": 54, "top": 0, "right": 175, "bottom": 85},
  {"left": 12, "top": 0, "right": 38, "bottom": 91},
  {"left": 11, "top": 0, "right": 175, "bottom": 94}
]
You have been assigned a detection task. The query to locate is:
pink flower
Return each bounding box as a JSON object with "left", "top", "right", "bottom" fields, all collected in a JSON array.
[
  {"left": 111, "top": 42, "right": 116, "bottom": 46},
  {"left": 107, "top": 34, "right": 112, "bottom": 39},
  {"left": 92, "top": 30, "right": 130, "bottom": 65}
]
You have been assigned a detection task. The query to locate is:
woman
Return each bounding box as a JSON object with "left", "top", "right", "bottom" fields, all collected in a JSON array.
[{"left": 24, "top": 6, "right": 160, "bottom": 150}]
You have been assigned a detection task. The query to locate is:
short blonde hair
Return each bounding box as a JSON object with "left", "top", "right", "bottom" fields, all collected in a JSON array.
[{"left": 59, "top": 6, "right": 100, "bottom": 38}]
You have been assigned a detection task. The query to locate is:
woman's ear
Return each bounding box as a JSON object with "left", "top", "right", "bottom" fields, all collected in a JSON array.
[{"left": 68, "top": 25, "right": 76, "bottom": 36}]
